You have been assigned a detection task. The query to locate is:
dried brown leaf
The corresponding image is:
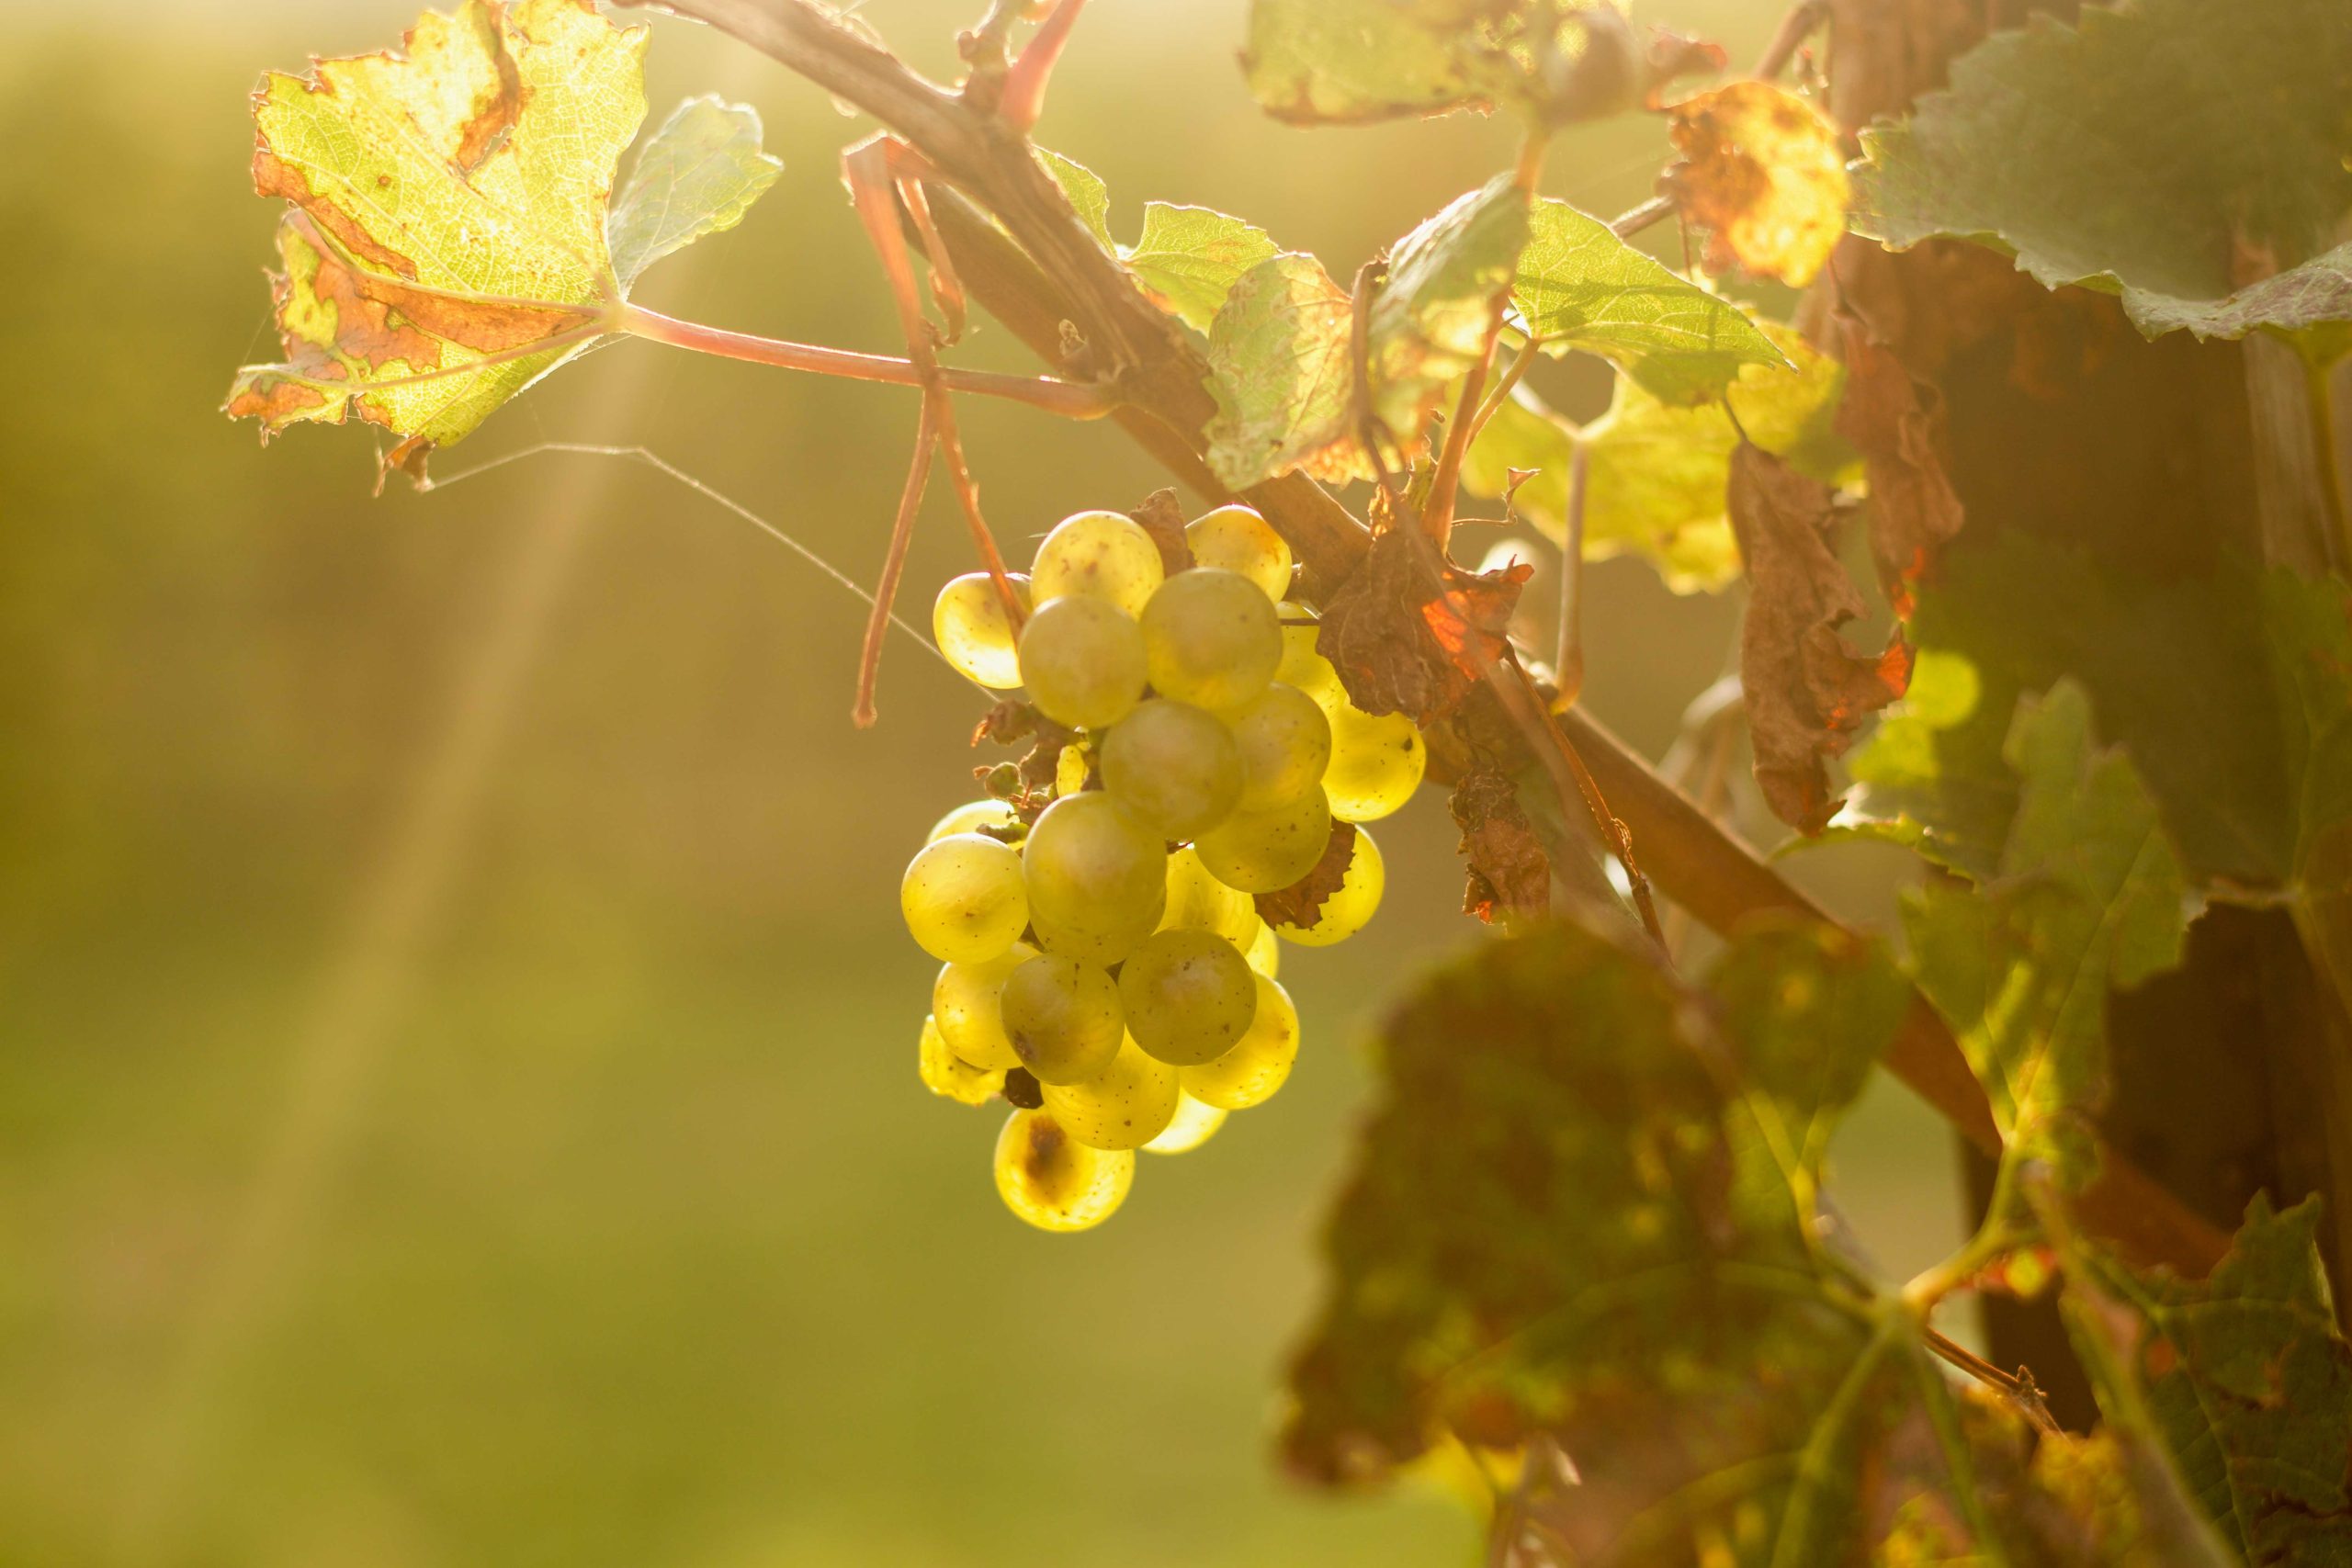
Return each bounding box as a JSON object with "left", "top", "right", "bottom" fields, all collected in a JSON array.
[
  {"left": 1316, "top": 523, "right": 1532, "bottom": 725},
  {"left": 1255, "top": 819, "right": 1357, "bottom": 930},
  {"left": 1728, "top": 442, "right": 1911, "bottom": 833},
  {"left": 1665, "top": 81, "right": 1849, "bottom": 287},
  {"left": 1450, "top": 768, "right": 1549, "bottom": 922},
  {"left": 1832, "top": 305, "right": 1965, "bottom": 617},
  {"left": 1127, "top": 486, "right": 1195, "bottom": 577}
]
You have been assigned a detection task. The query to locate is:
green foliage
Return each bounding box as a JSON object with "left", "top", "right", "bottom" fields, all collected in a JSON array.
[
  {"left": 1905, "top": 682, "right": 2191, "bottom": 1202},
  {"left": 1124, "top": 205, "right": 1281, "bottom": 334},
  {"left": 1853, "top": 0, "right": 2352, "bottom": 360},
  {"left": 1242, "top": 0, "right": 1493, "bottom": 125},
  {"left": 1204, "top": 253, "right": 1368, "bottom": 491},
  {"left": 1364, "top": 177, "right": 1530, "bottom": 443},
  {"left": 1462, "top": 323, "right": 1852, "bottom": 592},
  {"left": 1036, "top": 146, "right": 1114, "bottom": 248},
  {"left": 607, "top": 96, "right": 783, "bottom": 288},
  {"left": 1513, "top": 197, "right": 1788, "bottom": 404}
]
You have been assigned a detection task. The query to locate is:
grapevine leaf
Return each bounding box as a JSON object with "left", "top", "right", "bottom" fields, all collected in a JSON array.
[
  {"left": 1256, "top": 820, "right": 1359, "bottom": 931},
  {"left": 1121, "top": 204, "right": 1280, "bottom": 335},
  {"left": 1664, "top": 81, "right": 1849, "bottom": 288},
  {"left": 1241, "top": 0, "right": 1489, "bottom": 126},
  {"left": 1462, "top": 322, "right": 1855, "bottom": 593},
  {"left": 1827, "top": 648, "right": 2015, "bottom": 881},
  {"left": 606, "top": 96, "right": 782, "bottom": 288},
  {"left": 1851, "top": 0, "right": 2352, "bottom": 358},
  {"left": 2072, "top": 1197, "right": 2352, "bottom": 1561},
  {"left": 1035, "top": 147, "right": 1113, "bottom": 250},
  {"left": 1314, "top": 517, "right": 1530, "bottom": 725},
  {"left": 226, "top": 0, "right": 658, "bottom": 468},
  {"left": 1829, "top": 306, "right": 1965, "bottom": 616},
  {"left": 1905, "top": 681, "right": 2192, "bottom": 1203},
  {"left": 1727, "top": 441, "right": 1912, "bottom": 836},
  {"left": 1204, "top": 253, "right": 1370, "bottom": 491},
  {"left": 1512, "top": 197, "right": 1789, "bottom": 405},
  {"left": 1366, "top": 176, "right": 1530, "bottom": 444},
  {"left": 1449, "top": 767, "right": 1550, "bottom": 923}
]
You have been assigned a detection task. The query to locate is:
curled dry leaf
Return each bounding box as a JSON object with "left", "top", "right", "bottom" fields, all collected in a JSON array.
[
  {"left": 1831, "top": 305, "right": 1966, "bottom": 618},
  {"left": 1665, "top": 80, "right": 1849, "bottom": 288},
  {"left": 1255, "top": 820, "right": 1359, "bottom": 931},
  {"left": 1315, "top": 522, "right": 1532, "bottom": 726},
  {"left": 971, "top": 699, "right": 1069, "bottom": 814},
  {"left": 1126, "top": 487, "right": 1195, "bottom": 577},
  {"left": 1728, "top": 442, "right": 1911, "bottom": 833},
  {"left": 1450, "top": 768, "right": 1549, "bottom": 922}
]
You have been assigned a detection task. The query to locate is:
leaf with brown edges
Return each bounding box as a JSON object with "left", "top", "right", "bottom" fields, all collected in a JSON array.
[
  {"left": 1316, "top": 523, "right": 1532, "bottom": 725},
  {"left": 1451, "top": 768, "right": 1549, "bottom": 921},
  {"left": 1833, "top": 305, "right": 1966, "bottom": 617},
  {"left": 1665, "top": 81, "right": 1849, "bottom": 287},
  {"left": 1729, "top": 442, "right": 1912, "bottom": 833},
  {"left": 1256, "top": 820, "right": 1358, "bottom": 931}
]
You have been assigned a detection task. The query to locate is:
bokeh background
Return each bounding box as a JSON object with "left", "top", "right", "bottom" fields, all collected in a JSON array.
[{"left": 0, "top": 2, "right": 1962, "bottom": 1563}]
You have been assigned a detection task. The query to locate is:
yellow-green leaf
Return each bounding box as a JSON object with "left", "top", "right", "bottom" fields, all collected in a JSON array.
[
  {"left": 1203, "top": 253, "right": 1369, "bottom": 491},
  {"left": 1122, "top": 204, "right": 1279, "bottom": 334},
  {"left": 608, "top": 95, "right": 783, "bottom": 288}
]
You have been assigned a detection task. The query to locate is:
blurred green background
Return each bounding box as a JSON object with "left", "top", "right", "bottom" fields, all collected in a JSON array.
[{"left": 0, "top": 2, "right": 1960, "bottom": 1564}]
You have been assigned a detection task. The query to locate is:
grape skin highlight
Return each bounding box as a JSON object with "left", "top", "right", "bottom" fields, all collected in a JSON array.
[
  {"left": 1030, "top": 510, "right": 1164, "bottom": 616},
  {"left": 1182, "top": 975, "right": 1299, "bottom": 1111},
  {"left": 1017, "top": 594, "right": 1148, "bottom": 730},
  {"left": 1023, "top": 793, "right": 1169, "bottom": 961},
  {"left": 1184, "top": 504, "right": 1293, "bottom": 602},
  {"left": 933, "top": 571, "right": 1031, "bottom": 690},
  {"left": 1142, "top": 1092, "right": 1227, "bottom": 1155},
  {"left": 995, "top": 1108, "right": 1134, "bottom": 1231},
  {"left": 1159, "top": 844, "right": 1259, "bottom": 945},
  {"left": 999, "top": 953, "right": 1125, "bottom": 1085},
  {"left": 1040, "top": 1036, "right": 1180, "bottom": 1150},
  {"left": 1100, "top": 698, "right": 1243, "bottom": 840},
  {"left": 919, "top": 1013, "right": 1005, "bottom": 1106},
  {"left": 1320, "top": 696, "right": 1426, "bottom": 822},
  {"left": 1140, "top": 569, "right": 1282, "bottom": 713},
  {"left": 1195, "top": 786, "right": 1334, "bottom": 894},
  {"left": 1119, "top": 929, "right": 1258, "bottom": 1066},
  {"left": 926, "top": 798, "right": 1018, "bottom": 843},
  {"left": 1271, "top": 826, "right": 1384, "bottom": 947},
  {"left": 1226, "top": 681, "right": 1331, "bottom": 810},
  {"left": 900, "top": 832, "right": 1029, "bottom": 963},
  {"left": 933, "top": 942, "right": 1036, "bottom": 1071}
]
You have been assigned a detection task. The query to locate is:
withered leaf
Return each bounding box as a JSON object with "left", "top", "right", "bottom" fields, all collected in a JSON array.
[
  {"left": 1728, "top": 441, "right": 1911, "bottom": 833},
  {"left": 971, "top": 699, "right": 1069, "bottom": 814},
  {"left": 1126, "top": 487, "right": 1195, "bottom": 577},
  {"left": 1833, "top": 306, "right": 1966, "bottom": 618},
  {"left": 1255, "top": 820, "right": 1358, "bottom": 931},
  {"left": 1665, "top": 81, "right": 1849, "bottom": 288},
  {"left": 1315, "top": 523, "right": 1532, "bottom": 725},
  {"left": 1450, "top": 768, "right": 1549, "bottom": 922}
]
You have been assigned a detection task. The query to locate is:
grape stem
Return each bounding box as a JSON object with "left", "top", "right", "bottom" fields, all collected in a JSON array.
[
  {"left": 617, "top": 304, "right": 1114, "bottom": 419},
  {"left": 997, "top": 0, "right": 1089, "bottom": 133},
  {"left": 662, "top": 0, "right": 2233, "bottom": 1280}
]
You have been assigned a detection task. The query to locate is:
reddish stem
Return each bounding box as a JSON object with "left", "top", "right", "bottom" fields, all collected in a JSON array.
[
  {"left": 999, "top": 0, "right": 1088, "bottom": 133},
  {"left": 855, "top": 398, "right": 942, "bottom": 728}
]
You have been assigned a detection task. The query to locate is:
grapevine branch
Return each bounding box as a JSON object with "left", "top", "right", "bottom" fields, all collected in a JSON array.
[{"left": 650, "top": 0, "right": 2231, "bottom": 1279}]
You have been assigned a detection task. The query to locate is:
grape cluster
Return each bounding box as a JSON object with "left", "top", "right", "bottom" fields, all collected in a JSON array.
[{"left": 901, "top": 504, "right": 1427, "bottom": 1231}]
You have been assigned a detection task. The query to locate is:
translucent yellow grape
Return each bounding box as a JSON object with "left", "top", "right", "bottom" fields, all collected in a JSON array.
[
  {"left": 1184, "top": 504, "right": 1293, "bottom": 602},
  {"left": 1033, "top": 912, "right": 1156, "bottom": 970},
  {"left": 1140, "top": 569, "right": 1282, "bottom": 713},
  {"left": 1271, "top": 826, "right": 1384, "bottom": 946},
  {"left": 994, "top": 1109, "right": 1135, "bottom": 1232},
  {"left": 1142, "top": 1092, "right": 1228, "bottom": 1156},
  {"left": 932, "top": 942, "right": 1035, "bottom": 1071},
  {"left": 1040, "top": 1036, "right": 1179, "bottom": 1150},
  {"left": 1054, "top": 741, "right": 1092, "bottom": 796},
  {"left": 1159, "top": 845, "right": 1258, "bottom": 945},
  {"left": 1195, "top": 786, "right": 1333, "bottom": 894},
  {"left": 1100, "top": 698, "right": 1243, "bottom": 839},
  {"left": 1017, "top": 594, "right": 1147, "bottom": 730},
  {"left": 999, "top": 953, "right": 1125, "bottom": 1085},
  {"left": 1226, "top": 681, "right": 1331, "bottom": 809},
  {"left": 1275, "top": 607, "right": 1342, "bottom": 703},
  {"left": 926, "top": 798, "right": 1018, "bottom": 843},
  {"left": 933, "top": 570, "right": 1032, "bottom": 690},
  {"left": 1243, "top": 918, "right": 1281, "bottom": 978},
  {"left": 1182, "top": 975, "right": 1298, "bottom": 1111},
  {"left": 919, "top": 1013, "right": 1004, "bottom": 1106},
  {"left": 1118, "top": 929, "right": 1258, "bottom": 1066},
  {"left": 900, "top": 832, "right": 1028, "bottom": 963},
  {"left": 1321, "top": 698, "right": 1426, "bottom": 821},
  {"left": 1031, "top": 510, "right": 1164, "bottom": 616},
  {"left": 1023, "top": 793, "right": 1168, "bottom": 962}
]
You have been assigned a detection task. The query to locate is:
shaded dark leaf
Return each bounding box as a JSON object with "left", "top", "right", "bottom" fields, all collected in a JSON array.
[
  {"left": 1832, "top": 304, "right": 1966, "bottom": 618},
  {"left": 1450, "top": 768, "right": 1549, "bottom": 922},
  {"left": 1317, "top": 523, "right": 1532, "bottom": 726}
]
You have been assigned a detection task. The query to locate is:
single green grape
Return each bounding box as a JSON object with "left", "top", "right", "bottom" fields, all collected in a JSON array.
[
  {"left": 1054, "top": 741, "right": 1092, "bottom": 796},
  {"left": 999, "top": 953, "right": 1125, "bottom": 1085},
  {"left": 994, "top": 1108, "right": 1135, "bottom": 1231},
  {"left": 932, "top": 942, "right": 1035, "bottom": 1071},
  {"left": 1140, "top": 569, "right": 1281, "bottom": 713},
  {"left": 1321, "top": 696, "right": 1426, "bottom": 821},
  {"left": 1182, "top": 975, "right": 1298, "bottom": 1111},
  {"left": 1142, "top": 1091, "right": 1228, "bottom": 1156},
  {"left": 1184, "top": 504, "right": 1292, "bottom": 602},
  {"left": 1023, "top": 793, "right": 1168, "bottom": 959},
  {"left": 933, "top": 571, "right": 1032, "bottom": 690},
  {"left": 926, "top": 798, "right": 1018, "bottom": 843},
  {"left": 919, "top": 1013, "right": 1004, "bottom": 1106},
  {"left": 1040, "top": 1036, "right": 1179, "bottom": 1150},
  {"left": 1194, "top": 786, "right": 1333, "bottom": 894},
  {"left": 1118, "top": 929, "right": 1258, "bottom": 1066},
  {"left": 1099, "top": 698, "right": 1243, "bottom": 840},
  {"left": 1030, "top": 510, "right": 1164, "bottom": 616},
  {"left": 900, "top": 832, "right": 1028, "bottom": 963},
  {"left": 1242, "top": 918, "right": 1281, "bottom": 979},
  {"left": 1159, "top": 844, "right": 1258, "bottom": 945},
  {"left": 1275, "top": 606, "right": 1342, "bottom": 703},
  {"left": 1017, "top": 594, "right": 1148, "bottom": 730},
  {"left": 1226, "top": 681, "right": 1331, "bottom": 810},
  {"left": 1272, "top": 826, "right": 1384, "bottom": 946}
]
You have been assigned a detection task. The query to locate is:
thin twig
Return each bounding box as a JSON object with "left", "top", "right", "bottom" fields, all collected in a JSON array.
[
  {"left": 998, "top": 0, "right": 1088, "bottom": 131},
  {"left": 855, "top": 396, "right": 942, "bottom": 727},
  {"left": 1925, "top": 1327, "right": 2062, "bottom": 1436},
  {"left": 1552, "top": 443, "right": 1589, "bottom": 710},
  {"left": 1510, "top": 662, "right": 1668, "bottom": 950},
  {"left": 1426, "top": 136, "right": 1549, "bottom": 543},
  {"left": 1753, "top": 0, "right": 1830, "bottom": 81},
  {"left": 1466, "top": 333, "right": 1541, "bottom": 448},
  {"left": 1608, "top": 194, "right": 1676, "bottom": 241}
]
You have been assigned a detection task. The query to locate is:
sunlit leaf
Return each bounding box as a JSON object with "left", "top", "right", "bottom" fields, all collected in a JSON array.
[
  {"left": 1366, "top": 176, "right": 1529, "bottom": 443},
  {"left": 1461, "top": 323, "right": 1853, "bottom": 592},
  {"left": 1203, "top": 253, "right": 1369, "bottom": 491},
  {"left": 1122, "top": 203, "right": 1280, "bottom": 334},
  {"left": 1853, "top": 0, "right": 2352, "bottom": 358},
  {"left": 1665, "top": 81, "right": 1848, "bottom": 287},
  {"left": 1905, "top": 681, "right": 2191, "bottom": 1202},
  {"left": 607, "top": 95, "right": 782, "bottom": 288},
  {"left": 1035, "top": 146, "right": 1112, "bottom": 250},
  {"left": 1242, "top": 0, "right": 1489, "bottom": 125},
  {"left": 1512, "top": 197, "right": 1788, "bottom": 404}
]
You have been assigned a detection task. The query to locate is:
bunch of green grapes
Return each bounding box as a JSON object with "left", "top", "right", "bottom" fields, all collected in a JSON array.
[{"left": 900, "top": 504, "right": 1428, "bottom": 1231}]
